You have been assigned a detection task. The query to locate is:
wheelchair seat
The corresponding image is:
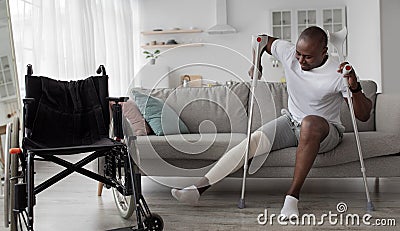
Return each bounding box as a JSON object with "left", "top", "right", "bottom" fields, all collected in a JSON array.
[{"left": 22, "top": 137, "right": 123, "bottom": 155}]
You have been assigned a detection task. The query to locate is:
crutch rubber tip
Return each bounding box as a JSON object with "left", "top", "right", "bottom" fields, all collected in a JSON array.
[
  {"left": 367, "top": 202, "right": 375, "bottom": 212},
  {"left": 238, "top": 198, "right": 245, "bottom": 209}
]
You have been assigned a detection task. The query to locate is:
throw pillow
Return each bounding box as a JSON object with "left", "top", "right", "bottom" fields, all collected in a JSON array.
[
  {"left": 132, "top": 91, "right": 189, "bottom": 136},
  {"left": 122, "top": 99, "right": 152, "bottom": 136}
]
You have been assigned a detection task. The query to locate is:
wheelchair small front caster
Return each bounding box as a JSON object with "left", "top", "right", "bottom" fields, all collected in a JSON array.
[{"left": 144, "top": 213, "right": 164, "bottom": 231}]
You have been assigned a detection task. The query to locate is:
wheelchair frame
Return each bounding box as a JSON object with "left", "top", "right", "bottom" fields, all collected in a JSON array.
[{"left": 3, "top": 65, "right": 163, "bottom": 231}]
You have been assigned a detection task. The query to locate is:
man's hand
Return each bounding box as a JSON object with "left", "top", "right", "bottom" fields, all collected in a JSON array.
[
  {"left": 337, "top": 62, "right": 358, "bottom": 90},
  {"left": 248, "top": 64, "right": 263, "bottom": 79}
]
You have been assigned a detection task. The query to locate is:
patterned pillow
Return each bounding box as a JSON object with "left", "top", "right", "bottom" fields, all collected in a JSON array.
[{"left": 132, "top": 91, "right": 189, "bottom": 136}]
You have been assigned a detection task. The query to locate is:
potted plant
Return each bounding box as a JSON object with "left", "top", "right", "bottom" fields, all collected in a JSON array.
[{"left": 143, "top": 49, "right": 160, "bottom": 65}]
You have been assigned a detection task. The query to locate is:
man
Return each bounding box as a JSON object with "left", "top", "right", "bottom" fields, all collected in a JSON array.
[{"left": 171, "top": 26, "right": 372, "bottom": 219}]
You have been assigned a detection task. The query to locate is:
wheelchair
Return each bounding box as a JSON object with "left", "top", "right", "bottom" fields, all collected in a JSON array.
[{"left": 2, "top": 65, "right": 163, "bottom": 231}]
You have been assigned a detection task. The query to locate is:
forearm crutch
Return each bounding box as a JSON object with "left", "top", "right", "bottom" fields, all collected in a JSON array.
[
  {"left": 328, "top": 27, "right": 374, "bottom": 212},
  {"left": 238, "top": 35, "right": 268, "bottom": 209}
]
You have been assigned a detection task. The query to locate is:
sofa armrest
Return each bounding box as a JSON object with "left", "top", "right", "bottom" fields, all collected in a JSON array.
[{"left": 376, "top": 94, "right": 400, "bottom": 133}]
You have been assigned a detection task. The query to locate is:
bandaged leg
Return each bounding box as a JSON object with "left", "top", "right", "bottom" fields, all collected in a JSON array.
[
  {"left": 171, "top": 131, "right": 270, "bottom": 204},
  {"left": 171, "top": 185, "right": 200, "bottom": 204},
  {"left": 171, "top": 116, "right": 299, "bottom": 204},
  {"left": 205, "top": 130, "right": 271, "bottom": 185}
]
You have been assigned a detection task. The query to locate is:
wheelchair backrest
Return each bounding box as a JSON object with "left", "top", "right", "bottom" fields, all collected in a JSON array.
[{"left": 24, "top": 74, "right": 110, "bottom": 148}]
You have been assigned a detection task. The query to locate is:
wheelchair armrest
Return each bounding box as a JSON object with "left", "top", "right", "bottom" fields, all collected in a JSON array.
[
  {"left": 23, "top": 98, "right": 35, "bottom": 105},
  {"left": 107, "top": 97, "right": 129, "bottom": 104}
]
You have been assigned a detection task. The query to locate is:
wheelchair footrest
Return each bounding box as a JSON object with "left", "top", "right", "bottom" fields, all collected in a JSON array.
[{"left": 106, "top": 227, "right": 145, "bottom": 231}]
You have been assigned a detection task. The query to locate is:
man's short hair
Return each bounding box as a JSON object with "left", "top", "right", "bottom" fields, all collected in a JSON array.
[{"left": 298, "top": 26, "right": 328, "bottom": 48}]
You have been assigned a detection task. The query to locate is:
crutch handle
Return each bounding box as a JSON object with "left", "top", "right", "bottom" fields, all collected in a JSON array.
[
  {"left": 251, "top": 35, "right": 268, "bottom": 85},
  {"left": 342, "top": 64, "right": 352, "bottom": 89}
]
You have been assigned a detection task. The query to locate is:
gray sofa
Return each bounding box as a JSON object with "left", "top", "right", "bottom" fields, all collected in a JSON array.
[{"left": 129, "top": 80, "right": 400, "bottom": 180}]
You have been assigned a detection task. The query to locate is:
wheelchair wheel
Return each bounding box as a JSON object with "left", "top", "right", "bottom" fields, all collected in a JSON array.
[
  {"left": 111, "top": 146, "right": 135, "bottom": 219},
  {"left": 3, "top": 117, "right": 20, "bottom": 231},
  {"left": 112, "top": 184, "right": 135, "bottom": 219},
  {"left": 144, "top": 213, "right": 164, "bottom": 231}
]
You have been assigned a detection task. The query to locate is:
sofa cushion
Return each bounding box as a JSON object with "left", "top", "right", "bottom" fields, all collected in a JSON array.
[
  {"left": 136, "top": 133, "right": 247, "bottom": 161},
  {"left": 132, "top": 83, "right": 249, "bottom": 133},
  {"left": 135, "top": 131, "right": 400, "bottom": 170},
  {"left": 340, "top": 80, "right": 377, "bottom": 132},
  {"left": 132, "top": 91, "right": 189, "bottom": 136},
  {"left": 250, "top": 82, "right": 288, "bottom": 132}
]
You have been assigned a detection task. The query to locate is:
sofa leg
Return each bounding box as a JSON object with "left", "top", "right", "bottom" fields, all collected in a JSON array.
[
  {"left": 98, "top": 182, "right": 104, "bottom": 196},
  {"left": 374, "top": 177, "right": 380, "bottom": 193}
]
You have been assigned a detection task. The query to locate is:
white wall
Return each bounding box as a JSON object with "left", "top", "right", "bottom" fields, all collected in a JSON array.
[
  {"left": 380, "top": 0, "right": 400, "bottom": 94},
  {"left": 137, "top": 0, "right": 383, "bottom": 90},
  {"left": 346, "top": 0, "right": 382, "bottom": 92}
]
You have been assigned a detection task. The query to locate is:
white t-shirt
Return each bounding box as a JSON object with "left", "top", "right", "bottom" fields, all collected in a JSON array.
[{"left": 271, "top": 39, "right": 347, "bottom": 125}]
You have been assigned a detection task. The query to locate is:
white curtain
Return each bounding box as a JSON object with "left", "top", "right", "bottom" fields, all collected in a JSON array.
[{"left": 10, "top": 0, "right": 140, "bottom": 97}]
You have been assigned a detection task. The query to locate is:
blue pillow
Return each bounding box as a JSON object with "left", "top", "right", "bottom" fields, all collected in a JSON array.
[{"left": 132, "top": 91, "right": 189, "bottom": 136}]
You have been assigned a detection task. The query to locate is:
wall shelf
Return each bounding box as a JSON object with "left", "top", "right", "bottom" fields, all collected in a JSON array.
[
  {"left": 141, "top": 43, "right": 203, "bottom": 49},
  {"left": 141, "top": 29, "right": 202, "bottom": 35}
]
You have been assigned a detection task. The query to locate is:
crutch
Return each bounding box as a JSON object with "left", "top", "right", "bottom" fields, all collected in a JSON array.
[
  {"left": 328, "top": 27, "right": 374, "bottom": 212},
  {"left": 238, "top": 35, "right": 268, "bottom": 209}
]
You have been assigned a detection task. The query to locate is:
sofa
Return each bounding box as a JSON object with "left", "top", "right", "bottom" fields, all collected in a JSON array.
[{"left": 124, "top": 80, "right": 400, "bottom": 181}]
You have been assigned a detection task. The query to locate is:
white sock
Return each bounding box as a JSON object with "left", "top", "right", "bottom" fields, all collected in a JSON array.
[
  {"left": 280, "top": 195, "right": 299, "bottom": 220},
  {"left": 171, "top": 185, "right": 200, "bottom": 204}
]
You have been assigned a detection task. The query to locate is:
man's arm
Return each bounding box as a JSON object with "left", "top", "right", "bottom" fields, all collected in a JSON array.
[
  {"left": 347, "top": 89, "right": 372, "bottom": 122},
  {"left": 248, "top": 36, "right": 279, "bottom": 78},
  {"left": 339, "top": 63, "right": 372, "bottom": 122},
  {"left": 265, "top": 36, "right": 279, "bottom": 55}
]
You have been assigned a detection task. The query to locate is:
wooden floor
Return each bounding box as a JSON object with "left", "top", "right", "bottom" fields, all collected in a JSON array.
[{"left": 1, "top": 154, "right": 399, "bottom": 231}]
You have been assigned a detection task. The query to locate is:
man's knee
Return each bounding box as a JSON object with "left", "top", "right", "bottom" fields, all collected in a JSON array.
[
  {"left": 300, "top": 115, "right": 329, "bottom": 141},
  {"left": 250, "top": 131, "right": 271, "bottom": 156}
]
